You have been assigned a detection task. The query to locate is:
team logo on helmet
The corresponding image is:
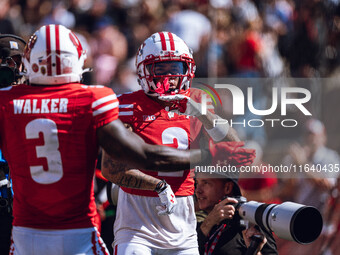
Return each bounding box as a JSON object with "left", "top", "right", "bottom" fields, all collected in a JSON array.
[
  {"left": 24, "top": 34, "right": 37, "bottom": 63},
  {"left": 69, "top": 32, "right": 84, "bottom": 59}
]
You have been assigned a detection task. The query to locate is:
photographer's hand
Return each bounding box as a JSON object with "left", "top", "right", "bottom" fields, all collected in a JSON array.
[
  {"left": 200, "top": 197, "right": 238, "bottom": 236},
  {"left": 242, "top": 225, "right": 267, "bottom": 255}
]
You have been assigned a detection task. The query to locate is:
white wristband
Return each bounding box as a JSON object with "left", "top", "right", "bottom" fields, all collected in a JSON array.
[{"left": 205, "top": 117, "right": 230, "bottom": 142}]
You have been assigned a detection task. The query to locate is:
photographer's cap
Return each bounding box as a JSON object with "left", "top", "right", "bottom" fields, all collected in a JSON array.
[
  {"left": 0, "top": 34, "right": 26, "bottom": 58},
  {"left": 195, "top": 170, "right": 242, "bottom": 196}
]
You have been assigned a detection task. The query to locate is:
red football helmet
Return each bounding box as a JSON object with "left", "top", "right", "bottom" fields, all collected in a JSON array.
[{"left": 136, "top": 31, "right": 196, "bottom": 96}]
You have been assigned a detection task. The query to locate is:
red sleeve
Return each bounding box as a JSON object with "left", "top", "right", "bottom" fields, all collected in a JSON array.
[
  {"left": 90, "top": 86, "right": 119, "bottom": 128},
  {"left": 117, "top": 93, "right": 135, "bottom": 124}
]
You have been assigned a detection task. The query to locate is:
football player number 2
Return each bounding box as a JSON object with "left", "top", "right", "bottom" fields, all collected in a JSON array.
[
  {"left": 25, "top": 119, "right": 63, "bottom": 184},
  {"left": 158, "top": 127, "right": 189, "bottom": 177}
]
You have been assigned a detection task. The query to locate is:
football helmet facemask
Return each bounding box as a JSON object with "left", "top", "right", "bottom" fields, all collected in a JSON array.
[
  {"left": 23, "top": 24, "right": 87, "bottom": 85},
  {"left": 136, "top": 32, "right": 195, "bottom": 96}
]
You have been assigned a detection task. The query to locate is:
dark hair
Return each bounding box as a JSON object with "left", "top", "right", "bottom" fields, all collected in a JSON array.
[{"left": 222, "top": 178, "right": 242, "bottom": 196}]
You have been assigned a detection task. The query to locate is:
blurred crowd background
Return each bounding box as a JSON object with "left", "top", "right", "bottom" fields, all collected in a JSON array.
[
  {"left": 1, "top": 0, "right": 340, "bottom": 254},
  {"left": 3, "top": 0, "right": 340, "bottom": 83},
  {"left": 3, "top": 0, "right": 340, "bottom": 148}
]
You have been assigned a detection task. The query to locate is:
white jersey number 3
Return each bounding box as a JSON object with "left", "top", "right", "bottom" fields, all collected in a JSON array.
[
  {"left": 25, "top": 119, "right": 63, "bottom": 184},
  {"left": 158, "top": 127, "right": 189, "bottom": 177}
]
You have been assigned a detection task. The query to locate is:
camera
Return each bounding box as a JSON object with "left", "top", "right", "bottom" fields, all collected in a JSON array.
[
  {"left": 226, "top": 196, "right": 323, "bottom": 244},
  {"left": 0, "top": 64, "right": 17, "bottom": 87},
  {"left": 0, "top": 34, "right": 26, "bottom": 87},
  {"left": 0, "top": 48, "right": 20, "bottom": 87}
]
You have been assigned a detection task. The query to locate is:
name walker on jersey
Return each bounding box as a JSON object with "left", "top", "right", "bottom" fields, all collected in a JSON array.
[{"left": 13, "top": 98, "right": 68, "bottom": 114}]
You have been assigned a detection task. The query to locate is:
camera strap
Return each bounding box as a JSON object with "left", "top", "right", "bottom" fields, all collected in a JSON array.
[{"left": 204, "top": 223, "right": 227, "bottom": 255}]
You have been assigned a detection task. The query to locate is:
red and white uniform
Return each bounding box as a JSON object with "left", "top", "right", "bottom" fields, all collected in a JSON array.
[
  {"left": 119, "top": 90, "right": 203, "bottom": 197},
  {"left": 0, "top": 83, "right": 118, "bottom": 230},
  {"left": 113, "top": 89, "right": 206, "bottom": 253}
]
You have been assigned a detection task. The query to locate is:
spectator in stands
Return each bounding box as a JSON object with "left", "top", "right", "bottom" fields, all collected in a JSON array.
[
  {"left": 282, "top": 118, "right": 340, "bottom": 212},
  {"left": 279, "top": 119, "right": 340, "bottom": 255},
  {"left": 0, "top": 0, "right": 15, "bottom": 34},
  {"left": 238, "top": 140, "right": 280, "bottom": 204}
]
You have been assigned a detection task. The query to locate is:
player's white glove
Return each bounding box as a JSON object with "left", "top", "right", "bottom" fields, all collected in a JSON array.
[
  {"left": 155, "top": 180, "right": 177, "bottom": 216},
  {"left": 158, "top": 94, "right": 203, "bottom": 117}
]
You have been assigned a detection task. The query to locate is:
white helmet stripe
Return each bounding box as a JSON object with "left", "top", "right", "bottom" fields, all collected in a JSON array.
[
  {"left": 45, "top": 25, "right": 62, "bottom": 76},
  {"left": 49, "top": 25, "right": 57, "bottom": 76}
]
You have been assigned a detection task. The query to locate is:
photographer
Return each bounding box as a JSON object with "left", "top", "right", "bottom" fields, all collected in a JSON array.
[
  {"left": 195, "top": 172, "right": 278, "bottom": 255},
  {"left": 0, "top": 34, "right": 26, "bottom": 87},
  {"left": 0, "top": 33, "right": 25, "bottom": 254}
]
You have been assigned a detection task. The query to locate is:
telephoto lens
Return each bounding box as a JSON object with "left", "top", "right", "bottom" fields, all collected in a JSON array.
[{"left": 238, "top": 200, "right": 323, "bottom": 244}]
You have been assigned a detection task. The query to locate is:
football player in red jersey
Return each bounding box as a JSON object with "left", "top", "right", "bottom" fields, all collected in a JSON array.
[
  {"left": 0, "top": 25, "right": 226, "bottom": 255},
  {"left": 101, "top": 32, "right": 255, "bottom": 255}
]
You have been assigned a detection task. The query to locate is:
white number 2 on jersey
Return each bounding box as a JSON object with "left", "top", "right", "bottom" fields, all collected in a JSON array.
[
  {"left": 25, "top": 119, "right": 63, "bottom": 184},
  {"left": 158, "top": 127, "right": 189, "bottom": 177}
]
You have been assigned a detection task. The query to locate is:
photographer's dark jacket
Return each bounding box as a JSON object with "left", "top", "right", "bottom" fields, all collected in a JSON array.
[{"left": 196, "top": 211, "right": 278, "bottom": 255}]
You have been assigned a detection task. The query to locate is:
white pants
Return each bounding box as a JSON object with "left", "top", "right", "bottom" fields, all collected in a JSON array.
[
  {"left": 10, "top": 226, "right": 109, "bottom": 255},
  {"left": 113, "top": 243, "right": 199, "bottom": 255},
  {"left": 113, "top": 190, "right": 199, "bottom": 254}
]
